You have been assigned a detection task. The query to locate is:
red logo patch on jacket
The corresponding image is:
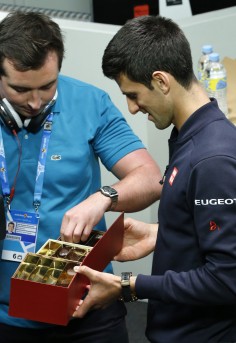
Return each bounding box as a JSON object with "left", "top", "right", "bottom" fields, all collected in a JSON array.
[{"left": 169, "top": 167, "right": 178, "bottom": 186}]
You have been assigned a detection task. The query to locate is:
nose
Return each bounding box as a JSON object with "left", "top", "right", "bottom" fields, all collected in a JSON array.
[
  {"left": 27, "top": 90, "right": 42, "bottom": 110},
  {"left": 127, "top": 98, "right": 140, "bottom": 115}
]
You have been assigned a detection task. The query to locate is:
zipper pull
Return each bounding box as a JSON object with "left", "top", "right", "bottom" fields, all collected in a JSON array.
[{"left": 159, "top": 165, "right": 169, "bottom": 185}]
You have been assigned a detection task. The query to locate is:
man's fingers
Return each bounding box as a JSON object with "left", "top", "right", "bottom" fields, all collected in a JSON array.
[
  {"left": 74, "top": 265, "right": 95, "bottom": 279},
  {"left": 73, "top": 299, "right": 91, "bottom": 318}
]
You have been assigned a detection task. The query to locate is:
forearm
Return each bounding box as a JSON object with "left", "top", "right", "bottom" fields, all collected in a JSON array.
[
  {"left": 100, "top": 148, "right": 162, "bottom": 212},
  {"left": 60, "top": 150, "right": 161, "bottom": 242},
  {"left": 110, "top": 164, "right": 162, "bottom": 212}
]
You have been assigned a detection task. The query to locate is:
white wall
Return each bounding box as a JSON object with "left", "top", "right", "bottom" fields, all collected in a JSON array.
[
  {"left": 0, "top": 0, "right": 92, "bottom": 13},
  {"left": 1, "top": 6, "right": 236, "bottom": 276}
]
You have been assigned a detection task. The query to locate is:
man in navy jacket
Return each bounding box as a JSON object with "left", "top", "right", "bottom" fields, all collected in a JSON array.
[{"left": 73, "top": 15, "right": 236, "bottom": 343}]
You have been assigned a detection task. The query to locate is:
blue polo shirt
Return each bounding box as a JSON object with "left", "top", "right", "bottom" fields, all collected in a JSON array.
[{"left": 0, "top": 75, "right": 144, "bottom": 328}]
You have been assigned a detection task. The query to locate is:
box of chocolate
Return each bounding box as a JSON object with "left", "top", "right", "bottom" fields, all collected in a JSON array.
[{"left": 9, "top": 212, "right": 124, "bottom": 325}]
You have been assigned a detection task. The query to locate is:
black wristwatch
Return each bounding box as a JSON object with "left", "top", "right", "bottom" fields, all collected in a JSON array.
[
  {"left": 99, "top": 186, "right": 118, "bottom": 211},
  {"left": 120, "top": 272, "right": 138, "bottom": 302}
]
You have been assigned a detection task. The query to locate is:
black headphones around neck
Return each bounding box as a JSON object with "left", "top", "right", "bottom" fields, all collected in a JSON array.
[{"left": 0, "top": 90, "right": 58, "bottom": 133}]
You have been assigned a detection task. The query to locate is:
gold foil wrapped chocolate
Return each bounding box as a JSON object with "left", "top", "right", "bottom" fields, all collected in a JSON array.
[
  {"left": 13, "top": 232, "right": 105, "bottom": 286},
  {"left": 13, "top": 238, "right": 99, "bottom": 286}
]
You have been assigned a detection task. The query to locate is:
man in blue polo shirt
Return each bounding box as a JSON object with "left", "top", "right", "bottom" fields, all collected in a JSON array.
[{"left": 0, "top": 11, "right": 162, "bottom": 343}]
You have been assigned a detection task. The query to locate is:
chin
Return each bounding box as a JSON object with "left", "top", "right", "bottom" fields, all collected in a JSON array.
[
  {"left": 154, "top": 123, "right": 165, "bottom": 130},
  {"left": 20, "top": 111, "right": 38, "bottom": 118}
]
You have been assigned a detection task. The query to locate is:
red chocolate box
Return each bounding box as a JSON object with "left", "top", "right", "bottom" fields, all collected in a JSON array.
[{"left": 9, "top": 212, "right": 124, "bottom": 326}]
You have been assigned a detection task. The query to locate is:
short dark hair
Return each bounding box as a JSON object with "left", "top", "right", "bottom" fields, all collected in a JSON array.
[
  {"left": 102, "top": 15, "right": 196, "bottom": 89},
  {"left": 0, "top": 11, "right": 65, "bottom": 75}
]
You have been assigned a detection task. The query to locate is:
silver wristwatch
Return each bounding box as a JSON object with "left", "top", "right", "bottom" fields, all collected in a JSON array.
[{"left": 99, "top": 186, "right": 118, "bottom": 211}]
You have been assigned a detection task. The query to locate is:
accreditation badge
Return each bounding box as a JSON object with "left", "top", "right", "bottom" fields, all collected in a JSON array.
[{"left": 1, "top": 210, "right": 39, "bottom": 262}]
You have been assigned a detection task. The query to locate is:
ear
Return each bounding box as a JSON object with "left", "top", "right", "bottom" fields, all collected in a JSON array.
[{"left": 152, "top": 71, "right": 170, "bottom": 94}]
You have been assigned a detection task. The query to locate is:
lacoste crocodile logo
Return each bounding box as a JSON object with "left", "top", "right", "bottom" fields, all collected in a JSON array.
[{"left": 51, "top": 155, "right": 61, "bottom": 160}]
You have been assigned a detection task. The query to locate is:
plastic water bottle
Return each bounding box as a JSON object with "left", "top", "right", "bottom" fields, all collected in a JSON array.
[
  {"left": 197, "top": 44, "right": 213, "bottom": 86},
  {"left": 204, "top": 52, "right": 228, "bottom": 117}
]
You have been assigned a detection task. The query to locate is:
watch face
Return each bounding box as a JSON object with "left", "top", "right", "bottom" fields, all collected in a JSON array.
[
  {"left": 121, "top": 272, "right": 132, "bottom": 285},
  {"left": 101, "top": 186, "right": 118, "bottom": 198}
]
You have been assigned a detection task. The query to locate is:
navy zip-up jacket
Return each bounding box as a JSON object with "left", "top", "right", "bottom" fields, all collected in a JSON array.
[{"left": 136, "top": 100, "right": 236, "bottom": 343}]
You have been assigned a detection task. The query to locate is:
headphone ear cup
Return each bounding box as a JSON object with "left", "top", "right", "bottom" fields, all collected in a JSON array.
[{"left": 0, "top": 98, "right": 23, "bottom": 132}]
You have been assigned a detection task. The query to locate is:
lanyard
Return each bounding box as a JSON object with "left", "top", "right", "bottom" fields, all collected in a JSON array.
[
  {"left": 0, "top": 128, "right": 11, "bottom": 201},
  {"left": 0, "top": 113, "right": 54, "bottom": 214}
]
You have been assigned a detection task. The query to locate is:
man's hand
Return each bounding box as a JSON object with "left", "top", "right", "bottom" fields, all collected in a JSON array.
[
  {"left": 72, "top": 266, "right": 121, "bottom": 318},
  {"left": 71, "top": 217, "right": 157, "bottom": 318},
  {"left": 114, "top": 217, "right": 158, "bottom": 261},
  {"left": 60, "top": 192, "right": 110, "bottom": 243}
]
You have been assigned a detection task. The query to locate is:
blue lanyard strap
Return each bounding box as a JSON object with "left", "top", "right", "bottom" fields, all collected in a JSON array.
[
  {"left": 33, "top": 113, "right": 54, "bottom": 213},
  {"left": 0, "top": 126, "right": 11, "bottom": 206},
  {"left": 0, "top": 113, "right": 54, "bottom": 213}
]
